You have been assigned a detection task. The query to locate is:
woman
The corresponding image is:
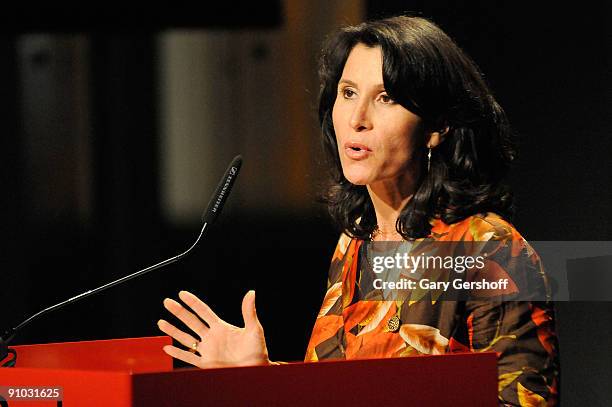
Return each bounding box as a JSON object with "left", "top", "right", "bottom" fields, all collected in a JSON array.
[{"left": 158, "top": 16, "right": 559, "bottom": 405}]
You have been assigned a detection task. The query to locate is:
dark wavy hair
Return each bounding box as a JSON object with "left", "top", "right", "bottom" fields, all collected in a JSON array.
[{"left": 318, "top": 15, "right": 516, "bottom": 240}]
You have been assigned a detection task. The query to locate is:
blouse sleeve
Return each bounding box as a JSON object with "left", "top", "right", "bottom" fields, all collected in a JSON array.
[
  {"left": 465, "top": 299, "right": 558, "bottom": 405},
  {"left": 464, "top": 236, "right": 559, "bottom": 405},
  {"left": 304, "top": 234, "right": 353, "bottom": 362}
]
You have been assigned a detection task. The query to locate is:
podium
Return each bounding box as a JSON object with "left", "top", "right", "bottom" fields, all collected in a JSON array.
[{"left": 0, "top": 336, "right": 498, "bottom": 406}]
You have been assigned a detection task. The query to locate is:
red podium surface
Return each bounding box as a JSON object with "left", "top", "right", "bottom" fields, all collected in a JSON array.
[{"left": 0, "top": 336, "right": 498, "bottom": 406}]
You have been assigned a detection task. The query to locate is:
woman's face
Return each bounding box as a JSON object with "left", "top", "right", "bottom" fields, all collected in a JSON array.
[{"left": 332, "top": 43, "right": 425, "bottom": 189}]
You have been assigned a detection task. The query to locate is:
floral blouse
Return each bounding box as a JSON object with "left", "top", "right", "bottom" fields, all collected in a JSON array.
[{"left": 305, "top": 213, "right": 559, "bottom": 406}]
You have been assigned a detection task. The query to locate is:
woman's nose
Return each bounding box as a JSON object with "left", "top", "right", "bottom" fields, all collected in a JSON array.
[{"left": 349, "top": 101, "right": 372, "bottom": 131}]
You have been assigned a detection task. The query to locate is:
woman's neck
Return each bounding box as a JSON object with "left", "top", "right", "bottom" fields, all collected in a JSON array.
[{"left": 367, "top": 175, "right": 418, "bottom": 241}]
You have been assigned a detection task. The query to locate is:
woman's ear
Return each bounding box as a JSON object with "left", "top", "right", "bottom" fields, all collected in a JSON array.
[{"left": 426, "top": 126, "right": 450, "bottom": 148}]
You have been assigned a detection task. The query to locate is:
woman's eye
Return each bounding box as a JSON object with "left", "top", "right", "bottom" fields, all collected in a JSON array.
[
  {"left": 342, "top": 88, "right": 356, "bottom": 99},
  {"left": 380, "top": 94, "right": 394, "bottom": 104}
]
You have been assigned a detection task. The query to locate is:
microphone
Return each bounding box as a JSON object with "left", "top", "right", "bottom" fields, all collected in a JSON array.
[{"left": 0, "top": 155, "right": 243, "bottom": 367}]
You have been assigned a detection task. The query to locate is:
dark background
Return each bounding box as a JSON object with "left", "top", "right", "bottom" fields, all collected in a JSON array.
[{"left": 1, "top": 1, "right": 610, "bottom": 405}]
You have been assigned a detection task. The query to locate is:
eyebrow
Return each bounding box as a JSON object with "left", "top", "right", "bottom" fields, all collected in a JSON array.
[{"left": 338, "top": 78, "right": 385, "bottom": 89}]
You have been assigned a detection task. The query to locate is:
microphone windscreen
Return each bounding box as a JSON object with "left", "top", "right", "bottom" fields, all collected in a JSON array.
[{"left": 201, "top": 155, "right": 242, "bottom": 225}]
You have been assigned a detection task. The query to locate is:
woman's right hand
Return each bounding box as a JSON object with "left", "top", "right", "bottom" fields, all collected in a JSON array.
[{"left": 157, "top": 290, "right": 271, "bottom": 368}]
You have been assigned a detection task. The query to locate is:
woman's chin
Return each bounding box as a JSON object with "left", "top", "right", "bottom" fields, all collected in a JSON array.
[{"left": 343, "top": 173, "right": 371, "bottom": 186}]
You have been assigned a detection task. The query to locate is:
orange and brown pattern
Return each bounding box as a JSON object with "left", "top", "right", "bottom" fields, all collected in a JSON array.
[{"left": 305, "top": 213, "right": 559, "bottom": 406}]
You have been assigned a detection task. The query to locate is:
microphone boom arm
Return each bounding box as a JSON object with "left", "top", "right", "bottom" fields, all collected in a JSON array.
[{"left": 0, "top": 154, "right": 242, "bottom": 367}]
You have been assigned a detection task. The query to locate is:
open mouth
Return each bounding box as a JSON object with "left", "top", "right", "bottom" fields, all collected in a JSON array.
[
  {"left": 344, "top": 142, "right": 372, "bottom": 159},
  {"left": 345, "top": 142, "right": 371, "bottom": 152}
]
